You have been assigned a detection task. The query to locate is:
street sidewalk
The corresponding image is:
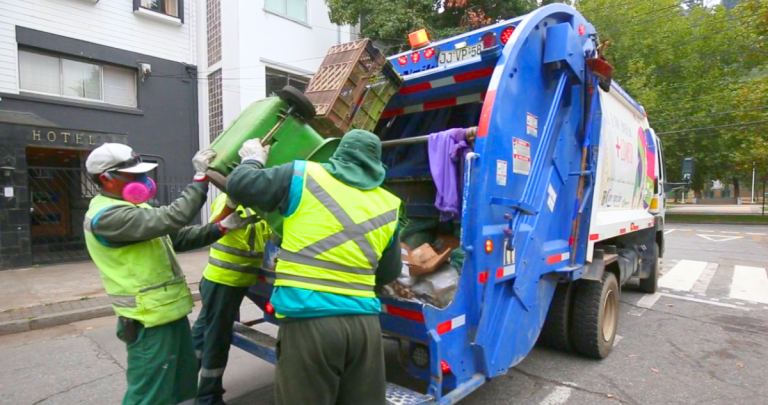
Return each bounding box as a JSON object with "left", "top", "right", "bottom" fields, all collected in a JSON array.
[
  {"left": 0, "top": 250, "right": 209, "bottom": 336},
  {"left": 667, "top": 204, "right": 764, "bottom": 215}
]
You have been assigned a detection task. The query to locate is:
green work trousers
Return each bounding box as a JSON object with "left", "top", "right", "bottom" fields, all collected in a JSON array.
[
  {"left": 192, "top": 277, "right": 248, "bottom": 405},
  {"left": 117, "top": 316, "right": 198, "bottom": 405},
  {"left": 275, "top": 314, "right": 386, "bottom": 405}
]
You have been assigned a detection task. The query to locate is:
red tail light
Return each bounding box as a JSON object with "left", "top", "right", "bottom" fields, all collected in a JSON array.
[
  {"left": 579, "top": 25, "right": 585, "bottom": 35},
  {"left": 440, "top": 360, "right": 452, "bottom": 375},
  {"left": 265, "top": 302, "right": 275, "bottom": 314},
  {"left": 481, "top": 32, "right": 496, "bottom": 48},
  {"left": 411, "top": 52, "right": 421, "bottom": 63},
  {"left": 424, "top": 48, "right": 435, "bottom": 59},
  {"left": 398, "top": 56, "right": 408, "bottom": 66},
  {"left": 501, "top": 26, "right": 515, "bottom": 45}
]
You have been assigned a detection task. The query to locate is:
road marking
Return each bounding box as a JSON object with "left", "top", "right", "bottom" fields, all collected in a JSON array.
[
  {"left": 613, "top": 334, "right": 624, "bottom": 347},
  {"left": 720, "top": 231, "right": 740, "bottom": 234},
  {"left": 746, "top": 232, "right": 766, "bottom": 236},
  {"left": 540, "top": 386, "right": 572, "bottom": 405},
  {"left": 696, "top": 234, "right": 744, "bottom": 242},
  {"left": 729, "top": 265, "right": 768, "bottom": 304},
  {"left": 664, "top": 229, "right": 677, "bottom": 235},
  {"left": 696, "top": 230, "right": 714, "bottom": 233},
  {"left": 659, "top": 260, "right": 707, "bottom": 291},
  {"left": 660, "top": 293, "right": 750, "bottom": 310},
  {"left": 691, "top": 262, "right": 718, "bottom": 295},
  {"left": 629, "top": 293, "right": 662, "bottom": 316}
]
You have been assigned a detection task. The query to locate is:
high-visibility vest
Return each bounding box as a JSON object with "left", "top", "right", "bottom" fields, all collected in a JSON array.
[
  {"left": 204, "top": 193, "right": 270, "bottom": 287},
  {"left": 275, "top": 161, "right": 401, "bottom": 298},
  {"left": 84, "top": 194, "right": 193, "bottom": 328}
]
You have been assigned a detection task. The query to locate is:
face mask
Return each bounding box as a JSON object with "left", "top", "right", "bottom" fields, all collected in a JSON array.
[{"left": 121, "top": 173, "right": 157, "bottom": 204}]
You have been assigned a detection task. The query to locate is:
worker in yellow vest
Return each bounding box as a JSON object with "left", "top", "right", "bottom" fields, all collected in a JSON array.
[
  {"left": 192, "top": 193, "right": 270, "bottom": 405},
  {"left": 226, "top": 130, "right": 403, "bottom": 405},
  {"left": 83, "top": 143, "right": 253, "bottom": 405}
]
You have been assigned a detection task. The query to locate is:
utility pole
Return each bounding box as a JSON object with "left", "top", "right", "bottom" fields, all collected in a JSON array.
[{"left": 752, "top": 162, "right": 756, "bottom": 203}]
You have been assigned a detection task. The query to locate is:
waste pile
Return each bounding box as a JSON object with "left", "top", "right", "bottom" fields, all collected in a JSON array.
[{"left": 380, "top": 219, "right": 464, "bottom": 309}]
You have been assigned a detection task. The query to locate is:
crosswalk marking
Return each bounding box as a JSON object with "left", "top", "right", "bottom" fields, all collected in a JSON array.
[
  {"left": 659, "top": 293, "right": 750, "bottom": 311},
  {"left": 659, "top": 260, "right": 708, "bottom": 291},
  {"left": 729, "top": 265, "right": 768, "bottom": 304},
  {"left": 691, "top": 262, "right": 718, "bottom": 295}
]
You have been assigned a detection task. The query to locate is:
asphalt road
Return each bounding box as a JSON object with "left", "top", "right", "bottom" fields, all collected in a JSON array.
[{"left": 1, "top": 223, "right": 767, "bottom": 405}]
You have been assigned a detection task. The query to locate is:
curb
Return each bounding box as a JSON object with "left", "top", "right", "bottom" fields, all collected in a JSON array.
[{"left": 0, "top": 290, "right": 202, "bottom": 337}]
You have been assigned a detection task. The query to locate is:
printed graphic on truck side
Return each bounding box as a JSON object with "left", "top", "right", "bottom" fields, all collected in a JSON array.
[{"left": 596, "top": 89, "right": 654, "bottom": 211}]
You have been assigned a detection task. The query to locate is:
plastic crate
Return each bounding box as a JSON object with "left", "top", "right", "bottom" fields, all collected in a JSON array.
[
  {"left": 350, "top": 63, "right": 403, "bottom": 132},
  {"left": 305, "top": 39, "right": 396, "bottom": 137}
]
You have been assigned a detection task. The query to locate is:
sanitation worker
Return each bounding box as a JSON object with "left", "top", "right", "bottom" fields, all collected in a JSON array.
[
  {"left": 226, "top": 130, "right": 403, "bottom": 405},
  {"left": 192, "top": 192, "right": 270, "bottom": 405},
  {"left": 83, "top": 143, "right": 252, "bottom": 405}
]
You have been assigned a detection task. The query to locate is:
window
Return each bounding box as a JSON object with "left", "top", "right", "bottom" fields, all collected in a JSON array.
[
  {"left": 265, "top": 68, "right": 310, "bottom": 97},
  {"left": 265, "top": 0, "right": 307, "bottom": 23},
  {"left": 18, "top": 50, "right": 138, "bottom": 108},
  {"left": 208, "top": 70, "right": 223, "bottom": 143},
  {"left": 138, "top": 0, "right": 180, "bottom": 18},
  {"left": 207, "top": 0, "right": 222, "bottom": 66}
]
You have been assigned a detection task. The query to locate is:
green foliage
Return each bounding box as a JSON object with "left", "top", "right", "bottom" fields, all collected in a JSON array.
[
  {"left": 578, "top": 0, "right": 768, "bottom": 193},
  {"left": 325, "top": 0, "right": 538, "bottom": 51}
]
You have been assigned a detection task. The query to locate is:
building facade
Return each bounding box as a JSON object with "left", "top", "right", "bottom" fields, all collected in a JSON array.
[
  {"left": 0, "top": 0, "right": 199, "bottom": 269},
  {"left": 196, "top": 0, "right": 356, "bottom": 216}
]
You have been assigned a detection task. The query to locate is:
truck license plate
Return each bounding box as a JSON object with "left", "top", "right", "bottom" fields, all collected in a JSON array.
[{"left": 439, "top": 43, "right": 484, "bottom": 65}]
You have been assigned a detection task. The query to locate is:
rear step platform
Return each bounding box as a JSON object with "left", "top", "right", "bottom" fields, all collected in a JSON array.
[
  {"left": 233, "top": 322, "right": 433, "bottom": 404},
  {"left": 386, "top": 383, "right": 433, "bottom": 405},
  {"left": 231, "top": 322, "right": 277, "bottom": 364}
]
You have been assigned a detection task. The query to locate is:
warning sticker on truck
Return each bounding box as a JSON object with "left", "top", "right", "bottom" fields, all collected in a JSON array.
[
  {"left": 513, "top": 138, "right": 531, "bottom": 175},
  {"left": 547, "top": 184, "right": 557, "bottom": 211},
  {"left": 496, "top": 160, "right": 508, "bottom": 186},
  {"left": 526, "top": 113, "right": 538, "bottom": 137}
]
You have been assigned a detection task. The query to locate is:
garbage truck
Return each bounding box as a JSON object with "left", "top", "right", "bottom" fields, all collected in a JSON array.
[{"left": 225, "top": 3, "right": 666, "bottom": 404}]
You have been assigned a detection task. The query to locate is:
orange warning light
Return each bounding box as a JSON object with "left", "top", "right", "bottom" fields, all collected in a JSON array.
[{"left": 409, "top": 29, "right": 430, "bottom": 48}]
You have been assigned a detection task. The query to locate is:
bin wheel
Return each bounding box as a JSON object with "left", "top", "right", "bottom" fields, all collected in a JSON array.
[
  {"left": 598, "top": 77, "right": 611, "bottom": 92},
  {"left": 639, "top": 242, "right": 660, "bottom": 293},
  {"left": 570, "top": 271, "right": 619, "bottom": 359},
  {"left": 539, "top": 281, "right": 574, "bottom": 352},
  {"left": 279, "top": 85, "right": 316, "bottom": 122}
]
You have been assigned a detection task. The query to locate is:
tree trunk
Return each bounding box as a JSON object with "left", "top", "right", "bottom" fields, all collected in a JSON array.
[
  {"left": 733, "top": 177, "right": 740, "bottom": 199},
  {"left": 694, "top": 189, "right": 703, "bottom": 199}
]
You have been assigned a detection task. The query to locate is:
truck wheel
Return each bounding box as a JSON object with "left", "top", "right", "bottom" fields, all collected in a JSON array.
[
  {"left": 539, "top": 282, "right": 574, "bottom": 352},
  {"left": 279, "top": 85, "right": 316, "bottom": 122},
  {"left": 639, "top": 242, "right": 660, "bottom": 294},
  {"left": 570, "top": 272, "right": 619, "bottom": 359}
]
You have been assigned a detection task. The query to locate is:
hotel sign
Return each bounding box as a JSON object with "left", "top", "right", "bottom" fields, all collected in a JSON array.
[{"left": 27, "top": 127, "right": 127, "bottom": 149}]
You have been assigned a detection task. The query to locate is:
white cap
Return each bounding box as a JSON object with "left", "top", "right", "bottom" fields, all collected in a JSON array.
[{"left": 85, "top": 143, "right": 158, "bottom": 175}]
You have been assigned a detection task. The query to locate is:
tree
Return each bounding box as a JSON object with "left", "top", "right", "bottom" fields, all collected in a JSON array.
[
  {"left": 325, "top": 0, "right": 537, "bottom": 50},
  {"left": 577, "top": 0, "right": 768, "bottom": 198}
]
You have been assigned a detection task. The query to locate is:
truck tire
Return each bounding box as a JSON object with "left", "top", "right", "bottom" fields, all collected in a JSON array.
[
  {"left": 639, "top": 242, "right": 660, "bottom": 294},
  {"left": 570, "top": 272, "right": 619, "bottom": 359},
  {"left": 539, "top": 282, "right": 574, "bottom": 352},
  {"left": 279, "top": 85, "right": 316, "bottom": 122}
]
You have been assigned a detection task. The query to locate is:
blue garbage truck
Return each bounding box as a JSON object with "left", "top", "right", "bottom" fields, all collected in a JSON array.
[{"left": 232, "top": 3, "right": 667, "bottom": 404}]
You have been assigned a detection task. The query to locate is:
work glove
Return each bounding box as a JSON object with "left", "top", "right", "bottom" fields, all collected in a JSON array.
[
  {"left": 192, "top": 148, "right": 217, "bottom": 182},
  {"left": 238, "top": 139, "right": 271, "bottom": 166},
  {"left": 217, "top": 211, "right": 260, "bottom": 233}
]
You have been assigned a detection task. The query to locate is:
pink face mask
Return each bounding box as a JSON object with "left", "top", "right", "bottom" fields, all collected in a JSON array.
[{"left": 121, "top": 174, "right": 157, "bottom": 204}]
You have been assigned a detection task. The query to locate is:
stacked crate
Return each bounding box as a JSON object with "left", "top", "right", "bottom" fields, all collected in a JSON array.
[{"left": 305, "top": 39, "right": 402, "bottom": 137}]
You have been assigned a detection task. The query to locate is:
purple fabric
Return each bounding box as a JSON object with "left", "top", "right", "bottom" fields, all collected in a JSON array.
[{"left": 428, "top": 128, "right": 469, "bottom": 221}]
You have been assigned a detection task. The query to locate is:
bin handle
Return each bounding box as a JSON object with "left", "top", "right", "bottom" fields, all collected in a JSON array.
[{"left": 462, "top": 152, "right": 479, "bottom": 252}]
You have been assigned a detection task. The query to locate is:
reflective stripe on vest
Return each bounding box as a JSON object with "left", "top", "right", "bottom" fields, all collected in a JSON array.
[
  {"left": 276, "top": 162, "right": 400, "bottom": 297},
  {"left": 83, "top": 194, "right": 193, "bottom": 328},
  {"left": 210, "top": 242, "right": 263, "bottom": 259},
  {"left": 207, "top": 257, "right": 261, "bottom": 275}
]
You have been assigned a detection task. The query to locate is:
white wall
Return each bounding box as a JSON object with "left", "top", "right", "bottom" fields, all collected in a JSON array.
[
  {"left": 0, "top": 0, "right": 197, "bottom": 94},
  {"left": 196, "top": 0, "right": 355, "bottom": 149}
]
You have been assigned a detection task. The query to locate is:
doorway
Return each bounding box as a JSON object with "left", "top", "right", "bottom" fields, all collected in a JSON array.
[{"left": 26, "top": 146, "right": 96, "bottom": 265}]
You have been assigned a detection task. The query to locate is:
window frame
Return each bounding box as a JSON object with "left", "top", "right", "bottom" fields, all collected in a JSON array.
[
  {"left": 265, "top": 67, "right": 311, "bottom": 97},
  {"left": 264, "top": 0, "right": 309, "bottom": 25},
  {"left": 18, "top": 49, "right": 138, "bottom": 108},
  {"left": 133, "top": 0, "right": 185, "bottom": 23}
]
